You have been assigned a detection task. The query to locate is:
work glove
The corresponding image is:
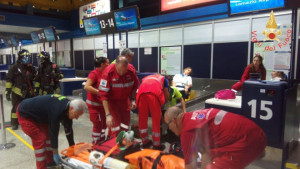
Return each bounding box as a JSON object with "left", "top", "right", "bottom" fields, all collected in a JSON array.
[
  {"left": 6, "top": 94, "right": 11, "bottom": 101},
  {"left": 53, "top": 153, "right": 61, "bottom": 165},
  {"left": 5, "top": 89, "right": 11, "bottom": 101}
]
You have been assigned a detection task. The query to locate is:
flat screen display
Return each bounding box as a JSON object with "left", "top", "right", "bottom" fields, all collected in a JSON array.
[
  {"left": 11, "top": 37, "right": 17, "bottom": 47},
  {"left": 114, "top": 7, "right": 140, "bottom": 31},
  {"left": 229, "top": 0, "right": 285, "bottom": 15},
  {"left": 161, "top": 0, "right": 223, "bottom": 12},
  {"left": 83, "top": 17, "right": 101, "bottom": 35},
  {"left": 30, "top": 31, "right": 40, "bottom": 44},
  {"left": 44, "top": 27, "right": 56, "bottom": 41}
]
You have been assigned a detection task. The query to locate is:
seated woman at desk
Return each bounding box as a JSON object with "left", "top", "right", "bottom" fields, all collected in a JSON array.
[
  {"left": 173, "top": 67, "right": 192, "bottom": 99},
  {"left": 232, "top": 54, "right": 266, "bottom": 91}
]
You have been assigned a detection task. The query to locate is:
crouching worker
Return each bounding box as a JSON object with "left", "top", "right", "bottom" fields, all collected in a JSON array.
[
  {"left": 164, "top": 107, "right": 267, "bottom": 169},
  {"left": 17, "top": 94, "right": 88, "bottom": 169}
]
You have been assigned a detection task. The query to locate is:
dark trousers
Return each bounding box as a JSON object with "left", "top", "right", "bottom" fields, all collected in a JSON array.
[{"left": 11, "top": 93, "right": 24, "bottom": 126}]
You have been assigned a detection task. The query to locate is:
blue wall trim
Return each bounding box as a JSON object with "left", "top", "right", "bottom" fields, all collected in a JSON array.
[{"left": 0, "top": 11, "right": 71, "bottom": 30}]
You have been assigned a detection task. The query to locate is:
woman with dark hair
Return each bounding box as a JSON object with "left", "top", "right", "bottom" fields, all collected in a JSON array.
[
  {"left": 232, "top": 54, "right": 266, "bottom": 91},
  {"left": 84, "top": 57, "right": 110, "bottom": 145}
]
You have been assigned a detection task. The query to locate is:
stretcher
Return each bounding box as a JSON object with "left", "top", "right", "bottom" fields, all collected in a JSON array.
[{"left": 59, "top": 131, "right": 136, "bottom": 169}]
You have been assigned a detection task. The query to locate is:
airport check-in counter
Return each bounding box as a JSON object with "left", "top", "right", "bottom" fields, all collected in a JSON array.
[
  {"left": 205, "top": 96, "right": 242, "bottom": 114},
  {"left": 0, "top": 64, "right": 8, "bottom": 80},
  {"left": 60, "top": 77, "right": 88, "bottom": 96}
]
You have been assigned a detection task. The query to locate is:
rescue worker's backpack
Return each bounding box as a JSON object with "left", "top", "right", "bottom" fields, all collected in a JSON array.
[{"left": 125, "top": 149, "right": 185, "bottom": 169}]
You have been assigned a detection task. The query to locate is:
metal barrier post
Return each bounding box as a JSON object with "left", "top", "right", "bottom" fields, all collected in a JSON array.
[{"left": 0, "top": 94, "right": 15, "bottom": 150}]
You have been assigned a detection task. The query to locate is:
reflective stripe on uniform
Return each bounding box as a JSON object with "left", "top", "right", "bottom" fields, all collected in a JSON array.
[
  {"left": 99, "top": 86, "right": 110, "bottom": 92},
  {"left": 36, "top": 156, "right": 46, "bottom": 162},
  {"left": 6, "top": 82, "right": 12, "bottom": 88},
  {"left": 111, "top": 81, "right": 134, "bottom": 88},
  {"left": 12, "top": 87, "right": 23, "bottom": 96},
  {"left": 35, "top": 82, "right": 40, "bottom": 88},
  {"left": 139, "top": 129, "right": 148, "bottom": 134},
  {"left": 111, "top": 126, "right": 120, "bottom": 131},
  {"left": 46, "top": 147, "right": 52, "bottom": 151},
  {"left": 11, "top": 113, "right": 17, "bottom": 118},
  {"left": 92, "top": 132, "right": 101, "bottom": 136},
  {"left": 152, "top": 132, "right": 160, "bottom": 138},
  {"left": 86, "top": 100, "right": 102, "bottom": 106},
  {"left": 35, "top": 148, "right": 46, "bottom": 154},
  {"left": 153, "top": 141, "right": 160, "bottom": 146},
  {"left": 65, "top": 131, "right": 72, "bottom": 135},
  {"left": 120, "top": 123, "right": 128, "bottom": 129}
]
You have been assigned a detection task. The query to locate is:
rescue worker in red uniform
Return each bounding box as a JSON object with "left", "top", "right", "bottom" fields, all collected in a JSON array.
[
  {"left": 164, "top": 107, "right": 267, "bottom": 169},
  {"left": 17, "top": 94, "right": 87, "bottom": 169},
  {"left": 5, "top": 49, "right": 36, "bottom": 130},
  {"left": 232, "top": 54, "right": 266, "bottom": 91},
  {"left": 136, "top": 74, "right": 169, "bottom": 150},
  {"left": 84, "top": 57, "right": 110, "bottom": 145},
  {"left": 99, "top": 55, "right": 139, "bottom": 138}
]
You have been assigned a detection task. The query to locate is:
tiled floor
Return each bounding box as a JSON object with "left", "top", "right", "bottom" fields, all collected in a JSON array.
[{"left": 0, "top": 80, "right": 299, "bottom": 169}]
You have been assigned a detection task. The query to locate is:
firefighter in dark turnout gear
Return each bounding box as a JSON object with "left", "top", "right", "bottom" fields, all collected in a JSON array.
[
  {"left": 34, "top": 51, "right": 64, "bottom": 95},
  {"left": 5, "top": 49, "right": 36, "bottom": 130}
]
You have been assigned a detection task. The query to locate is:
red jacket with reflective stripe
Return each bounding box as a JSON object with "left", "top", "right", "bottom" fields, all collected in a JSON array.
[
  {"left": 181, "top": 108, "right": 265, "bottom": 162},
  {"left": 99, "top": 64, "right": 139, "bottom": 100},
  {"left": 136, "top": 74, "right": 165, "bottom": 106},
  {"left": 86, "top": 68, "right": 102, "bottom": 107}
]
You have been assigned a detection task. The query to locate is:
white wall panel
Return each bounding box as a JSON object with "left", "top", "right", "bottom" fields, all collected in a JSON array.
[
  {"left": 214, "top": 19, "right": 250, "bottom": 42},
  {"left": 160, "top": 28, "right": 182, "bottom": 46},
  {"left": 94, "top": 36, "right": 107, "bottom": 49},
  {"left": 73, "top": 38, "right": 83, "bottom": 50},
  {"left": 140, "top": 30, "right": 158, "bottom": 47},
  {"left": 64, "top": 40, "right": 71, "bottom": 51},
  {"left": 83, "top": 38, "right": 94, "bottom": 50},
  {"left": 31, "top": 44, "right": 38, "bottom": 53},
  {"left": 128, "top": 32, "right": 139, "bottom": 48},
  {"left": 184, "top": 24, "right": 212, "bottom": 44},
  {"left": 45, "top": 42, "right": 50, "bottom": 52},
  {"left": 57, "top": 41, "right": 65, "bottom": 52}
]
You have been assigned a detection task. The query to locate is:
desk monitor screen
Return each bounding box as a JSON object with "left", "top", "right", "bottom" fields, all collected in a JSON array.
[
  {"left": 114, "top": 7, "right": 140, "bottom": 31},
  {"left": 229, "top": 0, "right": 285, "bottom": 15},
  {"left": 83, "top": 17, "right": 101, "bottom": 35},
  {"left": 249, "top": 73, "right": 261, "bottom": 80},
  {"left": 11, "top": 37, "right": 18, "bottom": 47},
  {"left": 30, "top": 31, "right": 40, "bottom": 44}
]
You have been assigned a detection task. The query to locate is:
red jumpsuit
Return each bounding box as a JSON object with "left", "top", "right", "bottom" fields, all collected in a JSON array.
[
  {"left": 181, "top": 108, "right": 267, "bottom": 169},
  {"left": 99, "top": 64, "right": 139, "bottom": 138},
  {"left": 232, "top": 64, "right": 266, "bottom": 91},
  {"left": 136, "top": 74, "right": 166, "bottom": 146},
  {"left": 86, "top": 68, "right": 106, "bottom": 145}
]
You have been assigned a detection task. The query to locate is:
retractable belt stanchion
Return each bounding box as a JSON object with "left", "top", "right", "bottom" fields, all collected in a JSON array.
[{"left": 0, "top": 94, "right": 15, "bottom": 150}]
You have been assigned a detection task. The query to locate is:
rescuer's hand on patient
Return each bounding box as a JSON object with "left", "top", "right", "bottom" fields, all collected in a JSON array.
[
  {"left": 130, "top": 100, "right": 136, "bottom": 110},
  {"left": 106, "top": 114, "right": 113, "bottom": 127}
]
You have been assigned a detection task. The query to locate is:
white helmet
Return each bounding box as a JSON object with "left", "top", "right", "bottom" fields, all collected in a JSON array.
[{"left": 89, "top": 151, "right": 104, "bottom": 166}]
